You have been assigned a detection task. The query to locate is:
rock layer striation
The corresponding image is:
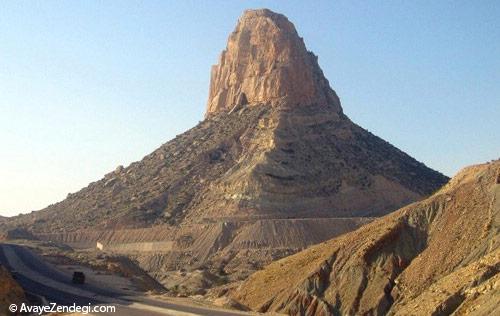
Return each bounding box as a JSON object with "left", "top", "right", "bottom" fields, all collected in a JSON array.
[{"left": 233, "top": 160, "right": 500, "bottom": 316}]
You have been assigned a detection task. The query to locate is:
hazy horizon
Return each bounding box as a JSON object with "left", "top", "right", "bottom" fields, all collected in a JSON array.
[{"left": 1, "top": 1, "right": 499, "bottom": 216}]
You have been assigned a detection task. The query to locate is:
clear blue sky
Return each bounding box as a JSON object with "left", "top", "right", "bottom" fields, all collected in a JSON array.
[{"left": 1, "top": 1, "right": 499, "bottom": 216}]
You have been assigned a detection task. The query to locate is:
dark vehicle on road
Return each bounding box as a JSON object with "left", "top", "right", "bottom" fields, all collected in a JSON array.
[{"left": 72, "top": 271, "right": 85, "bottom": 284}]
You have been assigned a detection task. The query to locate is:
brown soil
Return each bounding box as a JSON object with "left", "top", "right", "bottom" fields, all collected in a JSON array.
[{"left": 0, "top": 265, "right": 26, "bottom": 315}]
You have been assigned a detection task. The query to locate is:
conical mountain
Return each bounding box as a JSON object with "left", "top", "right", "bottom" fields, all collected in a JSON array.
[{"left": 2, "top": 9, "right": 447, "bottom": 280}]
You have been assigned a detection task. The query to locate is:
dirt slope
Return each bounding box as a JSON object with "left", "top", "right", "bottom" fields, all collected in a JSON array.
[
  {"left": 0, "top": 265, "right": 26, "bottom": 315},
  {"left": 233, "top": 160, "right": 500, "bottom": 315}
]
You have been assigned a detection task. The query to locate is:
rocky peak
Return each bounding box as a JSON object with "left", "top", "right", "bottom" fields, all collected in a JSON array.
[{"left": 205, "top": 9, "right": 343, "bottom": 117}]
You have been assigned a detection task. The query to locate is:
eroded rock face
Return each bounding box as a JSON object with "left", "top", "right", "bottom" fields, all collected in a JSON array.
[
  {"left": 232, "top": 160, "right": 500, "bottom": 315},
  {"left": 206, "top": 9, "right": 342, "bottom": 117}
]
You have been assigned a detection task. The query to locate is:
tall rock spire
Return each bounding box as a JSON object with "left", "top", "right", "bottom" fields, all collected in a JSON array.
[{"left": 205, "top": 9, "right": 342, "bottom": 117}]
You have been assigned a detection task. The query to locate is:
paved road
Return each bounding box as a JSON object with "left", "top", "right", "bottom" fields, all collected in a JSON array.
[{"left": 0, "top": 243, "right": 249, "bottom": 316}]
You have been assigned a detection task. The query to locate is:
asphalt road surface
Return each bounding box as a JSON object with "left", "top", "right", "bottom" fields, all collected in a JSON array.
[{"left": 0, "top": 243, "right": 250, "bottom": 316}]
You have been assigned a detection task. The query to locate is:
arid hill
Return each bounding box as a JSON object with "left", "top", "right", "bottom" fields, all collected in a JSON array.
[
  {"left": 233, "top": 160, "right": 500, "bottom": 315},
  {"left": 0, "top": 265, "right": 26, "bottom": 315},
  {"left": 2, "top": 9, "right": 447, "bottom": 285}
]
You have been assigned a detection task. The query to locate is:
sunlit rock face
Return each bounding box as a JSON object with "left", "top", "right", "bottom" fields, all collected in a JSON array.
[{"left": 206, "top": 9, "right": 342, "bottom": 117}]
